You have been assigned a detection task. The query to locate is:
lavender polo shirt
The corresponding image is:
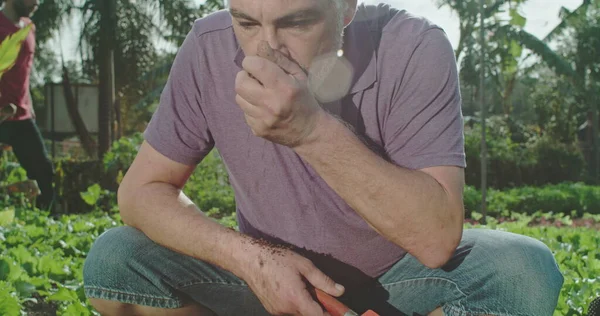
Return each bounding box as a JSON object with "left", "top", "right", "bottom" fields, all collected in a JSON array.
[{"left": 144, "top": 4, "right": 466, "bottom": 286}]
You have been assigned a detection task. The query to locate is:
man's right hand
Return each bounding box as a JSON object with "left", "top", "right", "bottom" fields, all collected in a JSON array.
[
  {"left": 238, "top": 241, "right": 345, "bottom": 315},
  {"left": 0, "top": 103, "right": 17, "bottom": 123}
]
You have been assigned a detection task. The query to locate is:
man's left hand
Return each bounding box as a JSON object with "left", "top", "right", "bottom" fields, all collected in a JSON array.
[{"left": 235, "top": 41, "right": 326, "bottom": 148}]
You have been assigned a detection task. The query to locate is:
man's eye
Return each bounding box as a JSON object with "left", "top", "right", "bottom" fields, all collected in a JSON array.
[
  {"left": 238, "top": 22, "right": 258, "bottom": 29},
  {"left": 286, "top": 21, "right": 313, "bottom": 30}
]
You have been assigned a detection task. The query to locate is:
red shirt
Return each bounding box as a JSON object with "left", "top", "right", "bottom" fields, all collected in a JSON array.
[{"left": 0, "top": 13, "right": 35, "bottom": 121}]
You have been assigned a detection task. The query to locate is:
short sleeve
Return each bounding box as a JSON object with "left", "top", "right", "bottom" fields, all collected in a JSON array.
[
  {"left": 384, "top": 28, "right": 466, "bottom": 170},
  {"left": 144, "top": 28, "right": 214, "bottom": 166}
]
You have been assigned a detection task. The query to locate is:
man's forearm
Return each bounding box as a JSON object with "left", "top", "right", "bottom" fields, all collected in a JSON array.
[
  {"left": 294, "top": 113, "right": 463, "bottom": 268},
  {"left": 118, "top": 182, "right": 255, "bottom": 278}
]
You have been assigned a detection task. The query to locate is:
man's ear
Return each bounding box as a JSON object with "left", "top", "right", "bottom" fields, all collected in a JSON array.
[{"left": 343, "top": 0, "right": 358, "bottom": 27}]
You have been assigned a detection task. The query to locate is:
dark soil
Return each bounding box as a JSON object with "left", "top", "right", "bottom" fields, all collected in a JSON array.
[{"left": 22, "top": 292, "right": 58, "bottom": 316}]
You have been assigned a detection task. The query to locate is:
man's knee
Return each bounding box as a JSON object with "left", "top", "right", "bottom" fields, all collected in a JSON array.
[
  {"left": 83, "top": 226, "right": 152, "bottom": 297},
  {"left": 469, "top": 229, "right": 564, "bottom": 310},
  {"left": 85, "top": 230, "right": 140, "bottom": 316},
  {"left": 496, "top": 232, "right": 563, "bottom": 292}
]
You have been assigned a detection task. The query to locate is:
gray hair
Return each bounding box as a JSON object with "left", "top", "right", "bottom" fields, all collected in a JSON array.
[
  {"left": 226, "top": 0, "right": 349, "bottom": 40},
  {"left": 225, "top": 0, "right": 349, "bottom": 16},
  {"left": 331, "top": 0, "right": 349, "bottom": 15}
]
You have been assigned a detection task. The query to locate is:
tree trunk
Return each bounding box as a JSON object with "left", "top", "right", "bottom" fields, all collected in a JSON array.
[
  {"left": 502, "top": 73, "right": 517, "bottom": 115},
  {"left": 98, "top": 0, "right": 116, "bottom": 159},
  {"left": 479, "top": 0, "right": 488, "bottom": 224},
  {"left": 114, "top": 98, "right": 122, "bottom": 140},
  {"left": 591, "top": 89, "right": 599, "bottom": 183},
  {"left": 62, "top": 66, "right": 96, "bottom": 158}
]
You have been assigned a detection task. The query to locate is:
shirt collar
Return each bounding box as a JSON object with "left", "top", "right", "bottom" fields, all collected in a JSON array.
[{"left": 342, "top": 16, "right": 377, "bottom": 94}]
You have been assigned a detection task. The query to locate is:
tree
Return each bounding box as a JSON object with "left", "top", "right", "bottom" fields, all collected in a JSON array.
[
  {"left": 539, "top": 0, "right": 600, "bottom": 179},
  {"left": 97, "top": 0, "right": 116, "bottom": 159},
  {"left": 441, "top": 0, "right": 600, "bottom": 181},
  {"left": 436, "top": 0, "right": 527, "bottom": 61},
  {"left": 30, "top": 0, "right": 217, "bottom": 157},
  {"left": 437, "top": 0, "right": 531, "bottom": 117},
  {"left": 437, "top": 0, "right": 591, "bottom": 124},
  {"left": 132, "top": 0, "right": 226, "bottom": 118}
]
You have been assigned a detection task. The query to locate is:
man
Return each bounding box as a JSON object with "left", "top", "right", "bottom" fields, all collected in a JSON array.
[
  {"left": 83, "top": 0, "right": 564, "bottom": 315},
  {"left": 0, "top": 0, "right": 55, "bottom": 211}
]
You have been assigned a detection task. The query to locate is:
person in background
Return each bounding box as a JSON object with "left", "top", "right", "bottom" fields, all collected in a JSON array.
[{"left": 0, "top": 0, "right": 55, "bottom": 211}]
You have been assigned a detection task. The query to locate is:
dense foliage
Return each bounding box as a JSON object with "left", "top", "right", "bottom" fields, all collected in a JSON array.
[
  {"left": 1, "top": 138, "right": 599, "bottom": 315},
  {"left": 465, "top": 116, "right": 587, "bottom": 188},
  {"left": 1, "top": 195, "right": 598, "bottom": 315}
]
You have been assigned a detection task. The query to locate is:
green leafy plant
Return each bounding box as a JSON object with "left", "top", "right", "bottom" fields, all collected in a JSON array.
[
  {"left": 102, "top": 133, "right": 235, "bottom": 215},
  {"left": 0, "top": 24, "right": 32, "bottom": 80},
  {"left": 1, "top": 202, "right": 597, "bottom": 315},
  {"left": 0, "top": 205, "right": 122, "bottom": 315},
  {"left": 465, "top": 182, "right": 600, "bottom": 217},
  {"left": 80, "top": 184, "right": 102, "bottom": 206},
  {"left": 466, "top": 218, "right": 600, "bottom": 315},
  {"left": 464, "top": 117, "right": 585, "bottom": 189}
]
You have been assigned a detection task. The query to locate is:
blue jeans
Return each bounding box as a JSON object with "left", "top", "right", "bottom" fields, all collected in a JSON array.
[{"left": 83, "top": 227, "right": 563, "bottom": 315}]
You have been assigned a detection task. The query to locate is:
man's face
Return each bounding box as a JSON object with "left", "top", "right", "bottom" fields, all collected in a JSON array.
[
  {"left": 11, "top": 0, "right": 39, "bottom": 18},
  {"left": 229, "top": 0, "right": 346, "bottom": 72}
]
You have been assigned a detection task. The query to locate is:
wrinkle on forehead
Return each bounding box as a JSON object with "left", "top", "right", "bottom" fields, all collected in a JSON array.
[{"left": 228, "top": 0, "right": 332, "bottom": 22}]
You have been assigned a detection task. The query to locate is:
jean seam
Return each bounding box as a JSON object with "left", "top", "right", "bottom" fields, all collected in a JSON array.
[
  {"left": 442, "top": 304, "right": 528, "bottom": 316},
  {"left": 379, "top": 277, "right": 468, "bottom": 298},
  {"left": 178, "top": 280, "right": 249, "bottom": 289},
  {"left": 84, "top": 285, "right": 183, "bottom": 308}
]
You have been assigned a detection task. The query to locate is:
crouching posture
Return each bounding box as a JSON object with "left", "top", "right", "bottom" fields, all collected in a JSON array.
[{"left": 83, "top": 0, "right": 564, "bottom": 315}]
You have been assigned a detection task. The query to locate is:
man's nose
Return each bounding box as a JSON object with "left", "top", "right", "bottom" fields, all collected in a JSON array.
[
  {"left": 262, "top": 27, "right": 283, "bottom": 51},
  {"left": 260, "top": 28, "right": 291, "bottom": 58}
]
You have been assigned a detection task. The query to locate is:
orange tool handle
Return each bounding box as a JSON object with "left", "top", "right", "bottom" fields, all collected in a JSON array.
[
  {"left": 314, "top": 288, "right": 380, "bottom": 316},
  {"left": 315, "top": 288, "right": 358, "bottom": 316}
]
